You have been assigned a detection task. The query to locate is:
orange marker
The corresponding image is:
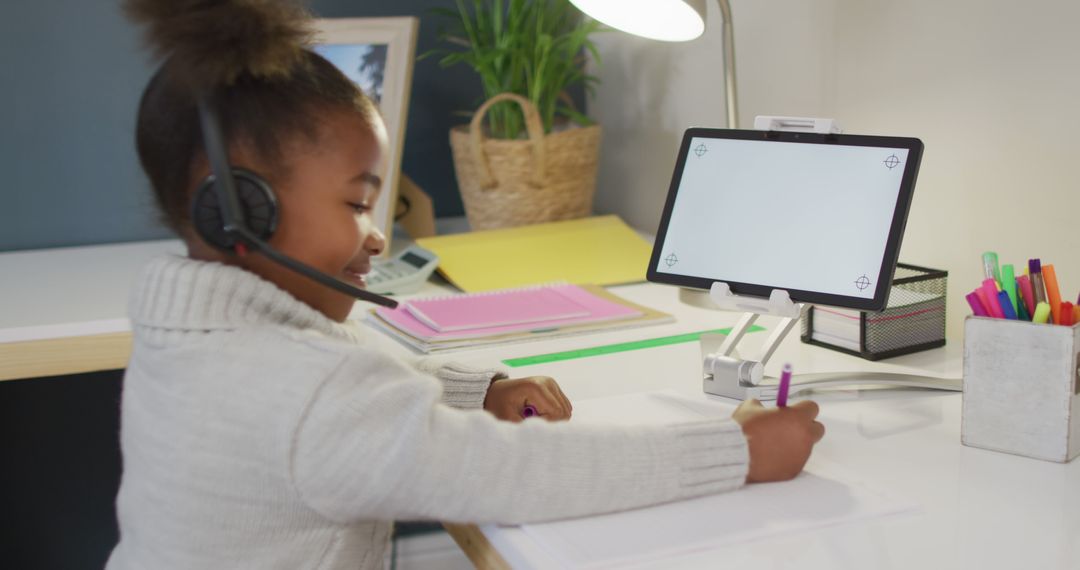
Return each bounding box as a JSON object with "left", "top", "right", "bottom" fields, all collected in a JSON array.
[
  {"left": 1044, "top": 264, "right": 1062, "bottom": 324},
  {"left": 1073, "top": 305, "right": 1080, "bottom": 325}
]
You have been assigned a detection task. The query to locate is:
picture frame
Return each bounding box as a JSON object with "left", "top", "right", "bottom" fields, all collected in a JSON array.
[{"left": 312, "top": 17, "right": 418, "bottom": 256}]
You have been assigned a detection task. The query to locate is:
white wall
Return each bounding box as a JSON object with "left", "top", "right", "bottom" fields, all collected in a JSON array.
[{"left": 588, "top": 0, "right": 1080, "bottom": 338}]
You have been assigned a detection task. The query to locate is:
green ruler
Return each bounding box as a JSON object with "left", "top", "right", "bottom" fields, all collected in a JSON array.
[{"left": 502, "top": 326, "right": 766, "bottom": 368}]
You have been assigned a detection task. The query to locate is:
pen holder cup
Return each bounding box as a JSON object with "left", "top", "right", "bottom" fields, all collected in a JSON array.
[
  {"left": 962, "top": 317, "right": 1080, "bottom": 463},
  {"left": 801, "top": 263, "right": 948, "bottom": 360}
]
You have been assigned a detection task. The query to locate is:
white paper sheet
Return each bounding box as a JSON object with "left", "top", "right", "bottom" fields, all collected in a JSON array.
[{"left": 517, "top": 391, "right": 918, "bottom": 569}]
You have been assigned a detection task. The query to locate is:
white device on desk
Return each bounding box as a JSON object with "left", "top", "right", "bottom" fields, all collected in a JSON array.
[
  {"left": 648, "top": 117, "right": 961, "bottom": 400},
  {"left": 366, "top": 244, "right": 439, "bottom": 295}
]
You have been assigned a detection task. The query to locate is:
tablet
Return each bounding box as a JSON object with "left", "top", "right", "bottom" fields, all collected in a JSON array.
[{"left": 647, "top": 128, "right": 923, "bottom": 312}]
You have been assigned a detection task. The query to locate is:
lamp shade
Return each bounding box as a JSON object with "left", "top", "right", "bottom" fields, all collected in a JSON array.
[{"left": 568, "top": 0, "right": 706, "bottom": 42}]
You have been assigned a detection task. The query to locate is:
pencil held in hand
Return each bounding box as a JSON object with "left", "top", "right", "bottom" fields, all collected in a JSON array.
[{"left": 776, "top": 363, "right": 793, "bottom": 407}]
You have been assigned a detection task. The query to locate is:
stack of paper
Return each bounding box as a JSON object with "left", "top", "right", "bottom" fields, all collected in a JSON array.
[
  {"left": 367, "top": 284, "right": 672, "bottom": 353},
  {"left": 809, "top": 290, "right": 945, "bottom": 353}
]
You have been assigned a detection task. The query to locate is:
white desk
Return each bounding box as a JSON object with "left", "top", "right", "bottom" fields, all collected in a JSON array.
[
  {"left": 2, "top": 239, "right": 1077, "bottom": 570},
  {"left": 429, "top": 283, "right": 1078, "bottom": 570},
  {"left": 0, "top": 239, "right": 184, "bottom": 380}
]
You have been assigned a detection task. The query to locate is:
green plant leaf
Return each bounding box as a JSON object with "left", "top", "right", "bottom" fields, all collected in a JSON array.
[{"left": 427, "top": 0, "right": 602, "bottom": 139}]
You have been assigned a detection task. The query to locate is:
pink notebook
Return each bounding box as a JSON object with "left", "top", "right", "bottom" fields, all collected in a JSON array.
[
  {"left": 376, "top": 284, "right": 643, "bottom": 341},
  {"left": 404, "top": 286, "right": 590, "bottom": 332}
]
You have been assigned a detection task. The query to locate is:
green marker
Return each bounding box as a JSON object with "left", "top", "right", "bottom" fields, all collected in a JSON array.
[
  {"left": 1001, "top": 264, "right": 1018, "bottom": 314},
  {"left": 1016, "top": 293, "right": 1031, "bottom": 321},
  {"left": 982, "top": 251, "right": 1001, "bottom": 289}
]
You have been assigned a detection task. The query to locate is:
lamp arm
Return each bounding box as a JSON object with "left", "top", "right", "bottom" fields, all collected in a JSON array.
[{"left": 716, "top": 0, "right": 739, "bottom": 128}]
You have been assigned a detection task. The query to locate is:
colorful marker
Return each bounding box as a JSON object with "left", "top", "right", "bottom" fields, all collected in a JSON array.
[
  {"left": 966, "top": 291, "right": 989, "bottom": 317},
  {"left": 981, "top": 279, "right": 1004, "bottom": 318},
  {"left": 776, "top": 363, "right": 793, "bottom": 408},
  {"left": 521, "top": 404, "right": 538, "bottom": 419},
  {"left": 1073, "top": 305, "right": 1080, "bottom": 325},
  {"left": 1017, "top": 275, "right": 1037, "bottom": 317},
  {"left": 1001, "top": 264, "right": 1018, "bottom": 314},
  {"left": 1060, "top": 302, "right": 1075, "bottom": 326},
  {"left": 1029, "top": 259, "right": 1047, "bottom": 306},
  {"left": 1016, "top": 292, "right": 1032, "bottom": 321},
  {"left": 1033, "top": 302, "right": 1051, "bottom": 324},
  {"left": 1043, "top": 264, "right": 1062, "bottom": 324},
  {"left": 997, "top": 291, "right": 1017, "bottom": 320},
  {"left": 982, "top": 251, "right": 1001, "bottom": 288}
]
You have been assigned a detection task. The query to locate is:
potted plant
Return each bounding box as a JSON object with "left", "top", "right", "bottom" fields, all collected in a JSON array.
[{"left": 427, "top": 0, "right": 603, "bottom": 230}]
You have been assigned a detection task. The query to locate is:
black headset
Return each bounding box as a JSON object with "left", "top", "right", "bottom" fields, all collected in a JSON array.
[{"left": 192, "top": 94, "right": 398, "bottom": 309}]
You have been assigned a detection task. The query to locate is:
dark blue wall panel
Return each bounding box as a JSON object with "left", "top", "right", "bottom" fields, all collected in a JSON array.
[{"left": 0, "top": 0, "right": 497, "bottom": 251}]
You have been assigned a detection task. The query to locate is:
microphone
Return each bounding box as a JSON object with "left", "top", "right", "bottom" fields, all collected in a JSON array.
[{"left": 235, "top": 226, "right": 399, "bottom": 309}]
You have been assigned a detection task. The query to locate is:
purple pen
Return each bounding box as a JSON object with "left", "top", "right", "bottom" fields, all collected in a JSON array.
[
  {"left": 776, "top": 363, "right": 793, "bottom": 408},
  {"left": 521, "top": 404, "right": 538, "bottom": 419}
]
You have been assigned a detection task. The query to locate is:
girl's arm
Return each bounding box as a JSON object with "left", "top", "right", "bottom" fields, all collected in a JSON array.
[
  {"left": 288, "top": 349, "right": 748, "bottom": 526},
  {"left": 414, "top": 358, "right": 506, "bottom": 409}
]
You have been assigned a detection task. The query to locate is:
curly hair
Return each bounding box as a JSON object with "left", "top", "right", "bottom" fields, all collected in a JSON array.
[{"left": 124, "top": 0, "right": 380, "bottom": 234}]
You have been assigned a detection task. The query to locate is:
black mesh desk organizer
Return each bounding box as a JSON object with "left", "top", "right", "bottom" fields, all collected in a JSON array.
[{"left": 801, "top": 263, "right": 947, "bottom": 360}]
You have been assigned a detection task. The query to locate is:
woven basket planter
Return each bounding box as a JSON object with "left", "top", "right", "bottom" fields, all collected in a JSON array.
[{"left": 450, "top": 93, "right": 601, "bottom": 231}]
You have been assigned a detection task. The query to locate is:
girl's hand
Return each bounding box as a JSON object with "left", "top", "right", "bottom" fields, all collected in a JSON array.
[
  {"left": 732, "top": 399, "right": 825, "bottom": 483},
  {"left": 483, "top": 376, "right": 572, "bottom": 422}
]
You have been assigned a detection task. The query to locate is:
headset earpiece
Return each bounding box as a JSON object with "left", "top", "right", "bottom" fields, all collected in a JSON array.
[
  {"left": 191, "top": 97, "right": 397, "bottom": 308},
  {"left": 191, "top": 168, "right": 279, "bottom": 252}
]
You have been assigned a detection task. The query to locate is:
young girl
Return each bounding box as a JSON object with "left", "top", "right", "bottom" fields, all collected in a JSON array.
[{"left": 109, "top": 1, "right": 825, "bottom": 568}]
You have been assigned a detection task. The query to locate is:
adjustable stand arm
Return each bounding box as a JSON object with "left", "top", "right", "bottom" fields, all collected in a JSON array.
[
  {"left": 702, "top": 283, "right": 803, "bottom": 398},
  {"left": 699, "top": 282, "right": 961, "bottom": 401}
]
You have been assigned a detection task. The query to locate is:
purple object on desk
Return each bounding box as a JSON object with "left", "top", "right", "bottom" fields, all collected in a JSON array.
[
  {"left": 521, "top": 404, "right": 538, "bottom": 419},
  {"left": 777, "top": 363, "right": 793, "bottom": 408}
]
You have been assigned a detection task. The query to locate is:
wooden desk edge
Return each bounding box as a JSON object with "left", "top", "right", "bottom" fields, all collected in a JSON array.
[
  {"left": 443, "top": 523, "right": 511, "bottom": 570},
  {"left": 0, "top": 332, "right": 132, "bottom": 381}
]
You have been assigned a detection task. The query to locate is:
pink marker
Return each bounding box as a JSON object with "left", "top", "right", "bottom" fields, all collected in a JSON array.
[
  {"left": 975, "top": 287, "right": 999, "bottom": 319},
  {"left": 777, "top": 363, "right": 793, "bottom": 407},
  {"left": 966, "top": 291, "right": 989, "bottom": 317},
  {"left": 981, "top": 279, "right": 1004, "bottom": 318},
  {"left": 521, "top": 404, "right": 538, "bottom": 419},
  {"left": 1017, "top": 275, "right": 1037, "bottom": 317}
]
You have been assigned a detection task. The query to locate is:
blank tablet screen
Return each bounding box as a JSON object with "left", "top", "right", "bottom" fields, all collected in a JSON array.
[{"left": 648, "top": 129, "right": 922, "bottom": 312}]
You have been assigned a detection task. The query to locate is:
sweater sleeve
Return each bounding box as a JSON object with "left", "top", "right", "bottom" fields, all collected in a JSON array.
[
  {"left": 289, "top": 349, "right": 748, "bottom": 526},
  {"left": 413, "top": 358, "right": 507, "bottom": 410}
]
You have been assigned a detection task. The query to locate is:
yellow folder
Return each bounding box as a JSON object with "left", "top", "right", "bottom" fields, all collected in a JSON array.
[{"left": 416, "top": 215, "right": 653, "bottom": 292}]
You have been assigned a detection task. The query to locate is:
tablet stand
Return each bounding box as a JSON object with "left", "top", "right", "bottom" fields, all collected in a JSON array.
[
  {"left": 699, "top": 282, "right": 962, "bottom": 400},
  {"left": 701, "top": 282, "right": 802, "bottom": 399},
  {"left": 698, "top": 115, "right": 961, "bottom": 400}
]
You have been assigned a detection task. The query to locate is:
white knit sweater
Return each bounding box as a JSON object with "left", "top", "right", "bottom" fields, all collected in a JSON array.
[{"left": 106, "top": 255, "right": 749, "bottom": 570}]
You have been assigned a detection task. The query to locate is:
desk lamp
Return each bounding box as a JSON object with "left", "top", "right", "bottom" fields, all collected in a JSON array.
[{"left": 568, "top": 0, "right": 739, "bottom": 128}]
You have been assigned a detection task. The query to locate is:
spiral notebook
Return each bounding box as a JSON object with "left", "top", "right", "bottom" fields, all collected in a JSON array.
[
  {"left": 404, "top": 286, "right": 591, "bottom": 332},
  {"left": 368, "top": 284, "right": 672, "bottom": 353}
]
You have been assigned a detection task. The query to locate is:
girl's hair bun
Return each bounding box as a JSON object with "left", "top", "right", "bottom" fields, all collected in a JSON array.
[{"left": 124, "top": 0, "right": 313, "bottom": 89}]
